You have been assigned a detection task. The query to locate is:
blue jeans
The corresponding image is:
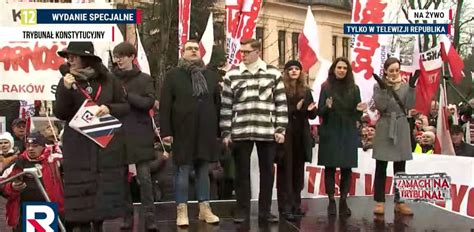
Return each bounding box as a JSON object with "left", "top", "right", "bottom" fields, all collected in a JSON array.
[{"left": 175, "top": 161, "right": 210, "bottom": 204}]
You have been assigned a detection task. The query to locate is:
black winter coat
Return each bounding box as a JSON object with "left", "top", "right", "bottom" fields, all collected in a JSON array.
[
  {"left": 53, "top": 67, "right": 129, "bottom": 223},
  {"left": 159, "top": 67, "right": 220, "bottom": 165},
  {"left": 113, "top": 65, "right": 156, "bottom": 164},
  {"left": 317, "top": 84, "right": 362, "bottom": 168},
  {"left": 283, "top": 89, "right": 317, "bottom": 163}
]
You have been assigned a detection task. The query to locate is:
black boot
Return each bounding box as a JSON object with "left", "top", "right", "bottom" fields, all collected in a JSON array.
[
  {"left": 327, "top": 194, "right": 337, "bottom": 216},
  {"left": 339, "top": 198, "right": 352, "bottom": 216},
  {"left": 145, "top": 212, "right": 159, "bottom": 231},
  {"left": 120, "top": 215, "right": 133, "bottom": 230},
  {"left": 293, "top": 208, "right": 306, "bottom": 218},
  {"left": 92, "top": 221, "right": 103, "bottom": 232},
  {"left": 280, "top": 211, "right": 296, "bottom": 221}
]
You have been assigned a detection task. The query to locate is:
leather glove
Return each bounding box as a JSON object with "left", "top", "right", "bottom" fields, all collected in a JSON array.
[{"left": 409, "top": 70, "right": 421, "bottom": 88}]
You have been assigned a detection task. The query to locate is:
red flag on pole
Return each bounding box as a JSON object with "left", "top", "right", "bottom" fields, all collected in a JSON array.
[
  {"left": 415, "top": 46, "right": 442, "bottom": 115},
  {"left": 439, "top": 35, "right": 464, "bottom": 84}
]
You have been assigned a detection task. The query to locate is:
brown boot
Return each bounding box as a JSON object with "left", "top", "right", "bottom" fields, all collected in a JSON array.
[
  {"left": 198, "top": 202, "right": 220, "bottom": 224},
  {"left": 176, "top": 203, "right": 189, "bottom": 227},
  {"left": 373, "top": 202, "right": 385, "bottom": 215},
  {"left": 395, "top": 203, "right": 413, "bottom": 215}
]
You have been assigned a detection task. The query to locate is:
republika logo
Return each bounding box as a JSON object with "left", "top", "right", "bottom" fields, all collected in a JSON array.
[
  {"left": 22, "top": 202, "right": 58, "bottom": 232},
  {"left": 81, "top": 110, "right": 94, "bottom": 123}
]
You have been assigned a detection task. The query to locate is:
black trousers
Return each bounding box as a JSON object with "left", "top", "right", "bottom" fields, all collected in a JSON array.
[
  {"left": 276, "top": 145, "right": 305, "bottom": 213},
  {"left": 373, "top": 160, "right": 406, "bottom": 202},
  {"left": 233, "top": 141, "right": 276, "bottom": 217},
  {"left": 123, "top": 161, "right": 155, "bottom": 216},
  {"left": 324, "top": 167, "right": 352, "bottom": 198}
]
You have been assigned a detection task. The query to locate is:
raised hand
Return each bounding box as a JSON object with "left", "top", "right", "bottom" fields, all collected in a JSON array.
[
  {"left": 296, "top": 99, "right": 304, "bottom": 110},
  {"left": 356, "top": 102, "right": 368, "bottom": 112},
  {"left": 326, "top": 97, "right": 333, "bottom": 109},
  {"left": 307, "top": 102, "right": 317, "bottom": 111}
]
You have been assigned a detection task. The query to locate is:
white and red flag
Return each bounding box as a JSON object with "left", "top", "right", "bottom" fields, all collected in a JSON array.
[
  {"left": 199, "top": 12, "right": 214, "bottom": 66},
  {"left": 134, "top": 28, "right": 150, "bottom": 75},
  {"left": 298, "top": 6, "right": 320, "bottom": 72},
  {"left": 436, "top": 81, "right": 456, "bottom": 155},
  {"left": 439, "top": 34, "right": 464, "bottom": 84}
]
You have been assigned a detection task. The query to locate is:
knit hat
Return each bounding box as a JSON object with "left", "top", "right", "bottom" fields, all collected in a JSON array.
[
  {"left": 284, "top": 60, "right": 302, "bottom": 70},
  {"left": 26, "top": 132, "right": 48, "bottom": 147},
  {"left": 0, "top": 132, "right": 15, "bottom": 147},
  {"left": 422, "top": 131, "right": 436, "bottom": 140}
]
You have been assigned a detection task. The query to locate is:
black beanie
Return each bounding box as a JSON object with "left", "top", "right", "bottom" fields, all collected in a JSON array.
[{"left": 284, "top": 60, "right": 302, "bottom": 70}]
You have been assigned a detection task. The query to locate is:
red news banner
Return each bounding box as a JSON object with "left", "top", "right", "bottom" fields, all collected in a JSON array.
[{"left": 250, "top": 146, "right": 474, "bottom": 219}]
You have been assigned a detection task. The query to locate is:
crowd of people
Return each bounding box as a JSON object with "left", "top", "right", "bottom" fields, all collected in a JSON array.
[{"left": 0, "top": 39, "right": 473, "bottom": 231}]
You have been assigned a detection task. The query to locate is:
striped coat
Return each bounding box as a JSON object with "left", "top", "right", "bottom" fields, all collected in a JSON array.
[{"left": 220, "top": 60, "right": 288, "bottom": 141}]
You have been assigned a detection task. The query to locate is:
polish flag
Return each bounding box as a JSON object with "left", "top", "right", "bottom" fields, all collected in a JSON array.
[
  {"left": 436, "top": 81, "right": 455, "bottom": 155},
  {"left": 135, "top": 28, "right": 150, "bottom": 75},
  {"left": 439, "top": 35, "right": 464, "bottom": 84},
  {"left": 298, "top": 6, "right": 320, "bottom": 71},
  {"left": 199, "top": 12, "right": 214, "bottom": 65}
]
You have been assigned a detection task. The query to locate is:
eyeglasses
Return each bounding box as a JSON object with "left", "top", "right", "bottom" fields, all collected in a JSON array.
[
  {"left": 185, "top": 46, "right": 199, "bottom": 51},
  {"left": 113, "top": 55, "right": 131, "bottom": 60},
  {"left": 240, "top": 50, "right": 256, "bottom": 55}
]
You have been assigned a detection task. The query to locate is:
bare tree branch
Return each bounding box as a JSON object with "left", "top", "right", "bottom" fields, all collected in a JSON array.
[{"left": 460, "top": 16, "right": 474, "bottom": 28}]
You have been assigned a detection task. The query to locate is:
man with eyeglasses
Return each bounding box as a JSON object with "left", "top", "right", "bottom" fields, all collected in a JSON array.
[
  {"left": 220, "top": 38, "right": 288, "bottom": 224},
  {"left": 160, "top": 39, "right": 221, "bottom": 227},
  {"left": 111, "top": 42, "right": 158, "bottom": 231}
]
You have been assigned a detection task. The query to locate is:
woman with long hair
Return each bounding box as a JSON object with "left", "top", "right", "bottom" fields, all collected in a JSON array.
[
  {"left": 277, "top": 60, "right": 317, "bottom": 221},
  {"left": 372, "top": 57, "right": 418, "bottom": 215},
  {"left": 54, "top": 42, "right": 130, "bottom": 232},
  {"left": 317, "top": 57, "right": 366, "bottom": 216}
]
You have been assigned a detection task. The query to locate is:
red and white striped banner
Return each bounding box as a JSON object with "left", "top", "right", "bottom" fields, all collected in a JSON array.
[{"left": 178, "top": 0, "right": 191, "bottom": 58}]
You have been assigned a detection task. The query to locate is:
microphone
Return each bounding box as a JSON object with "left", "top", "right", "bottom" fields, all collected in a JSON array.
[{"left": 59, "top": 63, "right": 77, "bottom": 90}]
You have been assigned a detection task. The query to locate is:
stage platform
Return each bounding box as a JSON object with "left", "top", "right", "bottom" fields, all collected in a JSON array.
[{"left": 1, "top": 196, "right": 473, "bottom": 231}]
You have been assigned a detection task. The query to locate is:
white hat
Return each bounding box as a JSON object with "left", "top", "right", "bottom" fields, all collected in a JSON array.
[{"left": 0, "top": 132, "right": 15, "bottom": 154}]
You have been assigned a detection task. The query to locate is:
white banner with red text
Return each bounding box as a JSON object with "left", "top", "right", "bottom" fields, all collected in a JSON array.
[{"left": 250, "top": 145, "right": 474, "bottom": 219}]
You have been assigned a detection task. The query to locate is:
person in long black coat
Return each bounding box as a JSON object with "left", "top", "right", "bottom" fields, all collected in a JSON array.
[
  {"left": 159, "top": 40, "right": 220, "bottom": 226},
  {"left": 317, "top": 57, "right": 366, "bottom": 216},
  {"left": 276, "top": 60, "right": 317, "bottom": 221},
  {"left": 53, "top": 42, "right": 129, "bottom": 232},
  {"left": 111, "top": 42, "right": 158, "bottom": 230}
]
